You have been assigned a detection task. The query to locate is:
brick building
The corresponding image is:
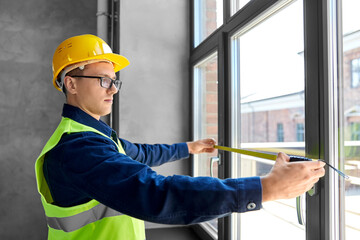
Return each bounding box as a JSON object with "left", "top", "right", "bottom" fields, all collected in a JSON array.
[{"left": 240, "top": 92, "right": 305, "bottom": 143}]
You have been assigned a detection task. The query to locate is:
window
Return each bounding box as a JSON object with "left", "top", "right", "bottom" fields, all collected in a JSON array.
[
  {"left": 334, "top": 0, "right": 360, "bottom": 238},
  {"left": 351, "top": 58, "right": 360, "bottom": 88},
  {"left": 193, "top": 52, "right": 218, "bottom": 237},
  {"left": 191, "top": 0, "right": 360, "bottom": 239},
  {"left": 230, "top": 0, "right": 252, "bottom": 15},
  {"left": 341, "top": 0, "right": 360, "bottom": 231},
  {"left": 193, "top": 0, "right": 223, "bottom": 47},
  {"left": 296, "top": 123, "right": 304, "bottom": 142},
  {"left": 231, "top": 1, "right": 305, "bottom": 239},
  {"left": 277, "top": 123, "right": 284, "bottom": 142}
]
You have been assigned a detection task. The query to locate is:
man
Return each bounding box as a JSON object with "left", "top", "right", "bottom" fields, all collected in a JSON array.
[{"left": 35, "top": 34, "right": 325, "bottom": 240}]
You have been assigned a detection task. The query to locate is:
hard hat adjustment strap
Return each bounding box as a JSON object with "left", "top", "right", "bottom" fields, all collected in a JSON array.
[{"left": 57, "top": 64, "right": 82, "bottom": 91}]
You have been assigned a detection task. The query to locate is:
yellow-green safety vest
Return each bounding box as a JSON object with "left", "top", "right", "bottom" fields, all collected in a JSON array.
[{"left": 35, "top": 117, "right": 145, "bottom": 239}]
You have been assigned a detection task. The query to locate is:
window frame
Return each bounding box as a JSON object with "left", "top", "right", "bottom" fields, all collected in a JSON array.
[{"left": 190, "top": 0, "right": 342, "bottom": 239}]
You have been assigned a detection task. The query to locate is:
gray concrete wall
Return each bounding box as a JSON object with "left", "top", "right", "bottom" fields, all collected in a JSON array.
[
  {"left": 119, "top": 1, "right": 191, "bottom": 230},
  {"left": 0, "top": 0, "right": 190, "bottom": 238},
  {"left": 118, "top": 0, "right": 190, "bottom": 229},
  {"left": 118, "top": 0, "right": 191, "bottom": 179},
  {"left": 0, "top": 1, "right": 97, "bottom": 239}
]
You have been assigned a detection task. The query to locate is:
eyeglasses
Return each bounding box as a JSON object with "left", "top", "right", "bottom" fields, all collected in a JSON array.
[{"left": 70, "top": 75, "right": 123, "bottom": 90}]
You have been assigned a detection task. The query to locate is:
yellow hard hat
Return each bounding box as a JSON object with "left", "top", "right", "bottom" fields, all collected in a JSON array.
[{"left": 52, "top": 34, "right": 130, "bottom": 92}]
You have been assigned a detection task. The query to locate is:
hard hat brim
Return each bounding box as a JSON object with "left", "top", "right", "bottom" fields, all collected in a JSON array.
[{"left": 53, "top": 53, "right": 130, "bottom": 92}]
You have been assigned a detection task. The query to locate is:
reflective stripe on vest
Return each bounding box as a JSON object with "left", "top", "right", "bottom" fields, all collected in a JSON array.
[
  {"left": 46, "top": 203, "right": 124, "bottom": 232},
  {"left": 35, "top": 117, "right": 145, "bottom": 240}
]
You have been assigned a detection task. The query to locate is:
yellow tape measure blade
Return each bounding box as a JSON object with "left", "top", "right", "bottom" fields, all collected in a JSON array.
[{"left": 214, "top": 145, "right": 277, "bottom": 161}]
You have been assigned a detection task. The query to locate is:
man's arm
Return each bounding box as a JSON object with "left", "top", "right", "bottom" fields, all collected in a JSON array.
[
  {"left": 56, "top": 134, "right": 262, "bottom": 225},
  {"left": 119, "top": 138, "right": 216, "bottom": 167},
  {"left": 51, "top": 134, "right": 325, "bottom": 224},
  {"left": 122, "top": 137, "right": 326, "bottom": 202},
  {"left": 120, "top": 138, "right": 189, "bottom": 167},
  {"left": 186, "top": 142, "right": 326, "bottom": 202}
]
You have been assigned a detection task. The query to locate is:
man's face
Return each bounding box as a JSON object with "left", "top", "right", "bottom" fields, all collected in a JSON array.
[{"left": 71, "top": 62, "right": 118, "bottom": 120}]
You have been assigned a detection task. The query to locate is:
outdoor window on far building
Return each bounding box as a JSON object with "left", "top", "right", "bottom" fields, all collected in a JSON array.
[
  {"left": 350, "top": 122, "right": 360, "bottom": 140},
  {"left": 277, "top": 123, "right": 284, "bottom": 142},
  {"left": 296, "top": 123, "right": 304, "bottom": 142},
  {"left": 351, "top": 57, "right": 360, "bottom": 88}
]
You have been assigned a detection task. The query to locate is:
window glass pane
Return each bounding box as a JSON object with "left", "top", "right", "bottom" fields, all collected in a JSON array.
[
  {"left": 341, "top": 0, "right": 360, "bottom": 238},
  {"left": 194, "top": 0, "right": 223, "bottom": 47},
  {"left": 231, "top": 0, "right": 252, "bottom": 16},
  {"left": 193, "top": 52, "right": 218, "bottom": 232},
  {"left": 231, "top": 1, "right": 305, "bottom": 239}
]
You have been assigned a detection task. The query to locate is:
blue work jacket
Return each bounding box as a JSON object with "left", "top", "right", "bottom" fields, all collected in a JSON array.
[{"left": 43, "top": 104, "right": 262, "bottom": 225}]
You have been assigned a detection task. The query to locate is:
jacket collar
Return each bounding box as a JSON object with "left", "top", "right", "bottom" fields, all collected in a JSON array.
[{"left": 62, "top": 104, "right": 113, "bottom": 138}]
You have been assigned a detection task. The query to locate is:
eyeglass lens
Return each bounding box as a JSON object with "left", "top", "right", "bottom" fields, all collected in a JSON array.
[{"left": 101, "top": 77, "right": 122, "bottom": 90}]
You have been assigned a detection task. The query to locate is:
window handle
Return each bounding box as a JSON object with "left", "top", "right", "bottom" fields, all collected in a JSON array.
[
  {"left": 296, "top": 194, "right": 306, "bottom": 225},
  {"left": 210, "top": 156, "right": 220, "bottom": 177}
]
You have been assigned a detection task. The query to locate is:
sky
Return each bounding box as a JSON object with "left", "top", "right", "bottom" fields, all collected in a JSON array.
[
  {"left": 238, "top": 0, "right": 304, "bottom": 102},
  {"left": 343, "top": 0, "right": 360, "bottom": 35}
]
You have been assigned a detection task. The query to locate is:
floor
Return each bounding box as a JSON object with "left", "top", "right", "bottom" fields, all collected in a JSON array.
[{"left": 146, "top": 227, "right": 202, "bottom": 240}]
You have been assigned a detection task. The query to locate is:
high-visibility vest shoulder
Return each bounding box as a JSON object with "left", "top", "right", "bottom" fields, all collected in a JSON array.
[{"left": 35, "top": 117, "right": 145, "bottom": 240}]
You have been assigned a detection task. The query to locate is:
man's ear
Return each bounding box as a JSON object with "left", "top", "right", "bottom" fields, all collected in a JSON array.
[{"left": 63, "top": 76, "right": 77, "bottom": 94}]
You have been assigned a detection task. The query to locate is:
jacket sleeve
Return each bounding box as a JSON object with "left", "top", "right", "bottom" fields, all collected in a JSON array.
[
  {"left": 57, "top": 132, "right": 263, "bottom": 225},
  {"left": 119, "top": 138, "right": 189, "bottom": 167}
]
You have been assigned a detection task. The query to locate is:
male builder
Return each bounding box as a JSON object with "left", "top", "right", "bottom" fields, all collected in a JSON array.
[{"left": 35, "top": 34, "right": 325, "bottom": 240}]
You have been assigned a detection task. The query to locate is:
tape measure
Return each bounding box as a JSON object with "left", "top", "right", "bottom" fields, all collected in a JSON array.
[
  {"left": 214, "top": 145, "right": 277, "bottom": 160},
  {"left": 214, "top": 145, "right": 349, "bottom": 179},
  {"left": 214, "top": 145, "right": 315, "bottom": 162}
]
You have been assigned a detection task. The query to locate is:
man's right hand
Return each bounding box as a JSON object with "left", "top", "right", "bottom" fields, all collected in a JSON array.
[{"left": 261, "top": 152, "right": 326, "bottom": 202}]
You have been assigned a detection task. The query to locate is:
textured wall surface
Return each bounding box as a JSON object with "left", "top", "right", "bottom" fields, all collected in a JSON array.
[
  {"left": 117, "top": 0, "right": 190, "bottom": 229},
  {"left": 0, "top": 1, "right": 97, "bottom": 239},
  {"left": 118, "top": 0, "right": 190, "bottom": 179},
  {"left": 0, "top": 0, "right": 190, "bottom": 238}
]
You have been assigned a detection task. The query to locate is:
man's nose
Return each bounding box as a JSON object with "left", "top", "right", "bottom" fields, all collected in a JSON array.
[{"left": 108, "top": 83, "right": 119, "bottom": 94}]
